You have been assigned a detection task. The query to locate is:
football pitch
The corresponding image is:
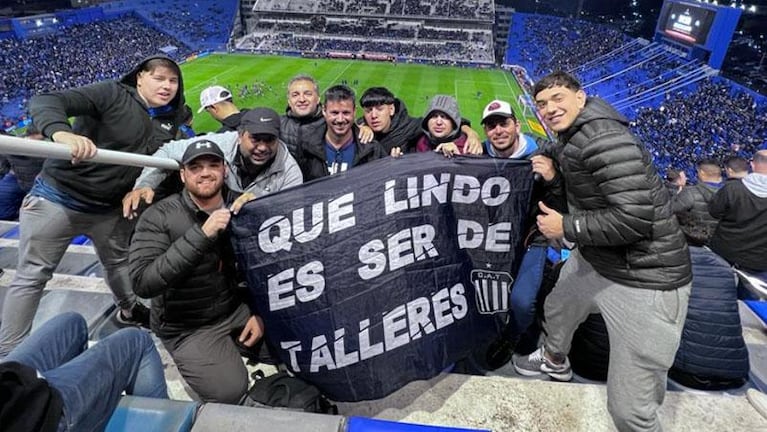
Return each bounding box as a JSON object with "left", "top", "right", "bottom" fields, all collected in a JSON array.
[{"left": 182, "top": 53, "right": 546, "bottom": 138}]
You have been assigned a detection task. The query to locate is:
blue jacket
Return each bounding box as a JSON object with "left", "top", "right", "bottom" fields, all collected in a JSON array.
[
  {"left": 483, "top": 133, "right": 538, "bottom": 159},
  {"left": 671, "top": 246, "right": 749, "bottom": 381}
]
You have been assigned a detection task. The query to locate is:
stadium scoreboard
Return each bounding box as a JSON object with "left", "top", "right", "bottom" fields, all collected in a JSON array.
[{"left": 654, "top": 0, "right": 741, "bottom": 69}]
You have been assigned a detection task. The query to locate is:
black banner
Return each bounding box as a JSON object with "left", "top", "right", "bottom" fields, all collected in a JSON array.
[{"left": 231, "top": 152, "right": 533, "bottom": 401}]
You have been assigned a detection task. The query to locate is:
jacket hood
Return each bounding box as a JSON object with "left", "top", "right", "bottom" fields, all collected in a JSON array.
[
  {"left": 570, "top": 97, "right": 629, "bottom": 131},
  {"left": 484, "top": 133, "right": 539, "bottom": 159},
  {"left": 120, "top": 54, "right": 185, "bottom": 110},
  {"left": 387, "top": 99, "right": 411, "bottom": 133},
  {"left": 743, "top": 173, "right": 767, "bottom": 198}
]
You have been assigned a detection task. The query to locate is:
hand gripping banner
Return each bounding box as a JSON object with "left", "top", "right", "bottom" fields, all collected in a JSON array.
[{"left": 231, "top": 152, "right": 533, "bottom": 401}]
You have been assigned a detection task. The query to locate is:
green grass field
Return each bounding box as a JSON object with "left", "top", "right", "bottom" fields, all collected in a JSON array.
[{"left": 181, "top": 53, "right": 546, "bottom": 139}]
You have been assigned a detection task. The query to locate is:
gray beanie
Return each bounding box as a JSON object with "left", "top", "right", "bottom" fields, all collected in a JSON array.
[{"left": 422, "top": 95, "right": 461, "bottom": 131}]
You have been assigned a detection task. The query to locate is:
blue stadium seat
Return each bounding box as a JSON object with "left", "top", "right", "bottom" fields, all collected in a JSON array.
[
  {"left": 190, "top": 403, "right": 343, "bottom": 432},
  {"left": 105, "top": 396, "right": 199, "bottom": 432},
  {"left": 746, "top": 301, "right": 767, "bottom": 326},
  {"left": 346, "top": 417, "right": 490, "bottom": 432},
  {"left": 1, "top": 225, "right": 19, "bottom": 239}
]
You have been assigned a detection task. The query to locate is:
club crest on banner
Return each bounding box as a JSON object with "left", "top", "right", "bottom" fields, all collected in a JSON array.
[{"left": 471, "top": 269, "right": 513, "bottom": 314}]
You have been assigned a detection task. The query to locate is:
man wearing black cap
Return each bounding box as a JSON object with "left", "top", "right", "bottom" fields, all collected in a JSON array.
[
  {"left": 123, "top": 107, "right": 303, "bottom": 217},
  {"left": 129, "top": 139, "right": 264, "bottom": 403}
]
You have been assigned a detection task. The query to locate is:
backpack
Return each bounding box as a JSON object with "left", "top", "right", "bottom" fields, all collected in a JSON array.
[{"left": 240, "top": 372, "right": 338, "bottom": 414}]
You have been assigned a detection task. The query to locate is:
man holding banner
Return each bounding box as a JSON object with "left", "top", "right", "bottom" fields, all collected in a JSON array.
[
  {"left": 129, "top": 140, "right": 263, "bottom": 403},
  {"left": 230, "top": 150, "right": 535, "bottom": 401},
  {"left": 515, "top": 71, "right": 692, "bottom": 432},
  {"left": 294, "top": 85, "right": 385, "bottom": 181}
]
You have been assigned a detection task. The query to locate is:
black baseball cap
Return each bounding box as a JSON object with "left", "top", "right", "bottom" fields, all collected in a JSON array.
[
  {"left": 240, "top": 107, "right": 280, "bottom": 137},
  {"left": 181, "top": 139, "right": 225, "bottom": 165}
]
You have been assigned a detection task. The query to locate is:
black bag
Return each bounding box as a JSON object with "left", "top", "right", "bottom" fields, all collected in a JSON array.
[{"left": 241, "top": 372, "right": 338, "bottom": 414}]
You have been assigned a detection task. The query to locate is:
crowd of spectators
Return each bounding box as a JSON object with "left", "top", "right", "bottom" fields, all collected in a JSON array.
[
  {"left": 505, "top": 13, "right": 767, "bottom": 182},
  {"left": 253, "top": 0, "right": 494, "bottom": 20},
  {"left": 506, "top": 13, "right": 631, "bottom": 78},
  {"left": 239, "top": 13, "right": 494, "bottom": 63},
  {"left": 0, "top": 15, "right": 192, "bottom": 128},
  {"left": 631, "top": 79, "right": 767, "bottom": 181},
  {"left": 100, "top": 0, "right": 238, "bottom": 50}
]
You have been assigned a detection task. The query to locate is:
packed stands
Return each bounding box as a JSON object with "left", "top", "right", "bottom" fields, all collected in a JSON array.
[
  {"left": 99, "top": 0, "right": 239, "bottom": 51},
  {"left": 237, "top": 0, "right": 495, "bottom": 65},
  {"left": 504, "top": 12, "right": 767, "bottom": 182},
  {"left": 0, "top": 14, "right": 192, "bottom": 130}
]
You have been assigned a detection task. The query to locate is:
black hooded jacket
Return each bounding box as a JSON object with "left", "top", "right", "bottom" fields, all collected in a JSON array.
[
  {"left": 216, "top": 108, "right": 250, "bottom": 133},
  {"left": 29, "top": 55, "right": 186, "bottom": 208},
  {"left": 556, "top": 97, "right": 691, "bottom": 290},
  {"left": 364, "top": 98, "right": 422, "bottom": 154},
  {"left": 280, "top": 105, "right": 326, "bottom": 157}
]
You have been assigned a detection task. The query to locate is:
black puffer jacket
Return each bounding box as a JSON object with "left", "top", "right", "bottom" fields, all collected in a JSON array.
[
  {"left": 671, "top": 246, "right": 749, "bottom": 384},
  {"left": 216, "top": 108, "right": 250, "bottom": 132},
  {"left": 29, "top": 55, "right": 185, "bottom": 208},
  {"left": 556, "top": 97, "right": 691, "bottom": 290},
  {"left": 129, "top": 191, "right": 241, "bottom": 338},
  {"left": 280, "top": 105, "right": 326, "bottom": 157},
  {"left": 295, "top": 123, "right": 386, "bottom": 182},
  {"left": 672, "top": 182, "right": 721, "bottom": 246}
]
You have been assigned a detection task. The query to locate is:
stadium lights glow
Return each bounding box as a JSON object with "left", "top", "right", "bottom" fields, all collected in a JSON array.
[{"left": 749, "top": 5, "right": 756, "bottom": 11}]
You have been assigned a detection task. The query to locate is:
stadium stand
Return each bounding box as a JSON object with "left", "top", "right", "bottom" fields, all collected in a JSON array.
[
  {"left": 0, "top": 13, "right": 193, "bottom": 129},
  {"left": 99, "top": 0, "right": 239, "bottom": 51},
  {"left": 503, "top": 12, "right": 767, "bottom": 182},
  {"left": 2, "top": 3, "right": 767, "bottom": 431},
  {"left": 236, "top": 0, "right": 495, "bottom": 65}
]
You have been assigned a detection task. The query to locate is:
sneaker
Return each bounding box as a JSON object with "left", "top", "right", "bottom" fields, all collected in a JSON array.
[
  {"left": 115, "top": 302, "right": 151, "bottom": 328},
  {"left": 514, "top": 346, "right": 572, "bottom": 381}
]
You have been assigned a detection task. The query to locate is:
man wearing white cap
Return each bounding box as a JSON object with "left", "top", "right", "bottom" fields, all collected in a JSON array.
[
  {"left": 481, "top": 99, "right": 539, "bottom": 159},
  {"left": 198, "top": 85, "right": 248, "bottom": 132}
]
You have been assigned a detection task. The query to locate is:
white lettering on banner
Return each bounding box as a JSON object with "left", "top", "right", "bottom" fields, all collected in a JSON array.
[
  {"left": 456, "top": 220, "right": 512, "bottom": 252},
  {"left": 281, "top": 284, "right": 468, "bottom": 373},
  {"left": 257, "top": 193, "right": 356, "bottom": 253},
  {"left": 357, "top": 224, "right": 439, "bottom": 280},
  {"left": 384, "top": 174, "right": 512, "bottom": 215},
  {"left": 267, "top": 261, "right": 325, "bottom": 311}
]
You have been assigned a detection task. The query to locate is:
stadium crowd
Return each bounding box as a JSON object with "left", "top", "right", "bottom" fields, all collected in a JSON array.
[
  {"left": 0, "top": 15, "right": 191, "bottom": 128},
  {"left": 1, "top": 6, "right": 767, "bottom": 432},
  {"left": 253, "top": 0, "right": 494, "bottom": 20},
  {"left": 100, "top": 0, "right": 238, "bottom": 49},
  {"left": 240, "top": 14, "right": 494, "bottom": 63},
  {"left": 631, "top": 79, "right": 767, "bottom": 181}
]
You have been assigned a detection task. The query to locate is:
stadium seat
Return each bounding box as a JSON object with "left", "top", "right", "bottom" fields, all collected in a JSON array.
[
  {"left": 666, "top": 376, "right": 749, "bottom": 396},
  {"left": 746, "top": 301, "right": 767, "bottom": 327},
  {"left": 105, "top": 396, "right": 200, "bottom": 432},
  {"left": 346, "top": 417, "right": 491, "bottom": 432},
  {"left": 190, "top": 403, "right": 344, "bottom": 432},
  {"left": 31, "top": 290, "right": 114, "bottom": 334}
]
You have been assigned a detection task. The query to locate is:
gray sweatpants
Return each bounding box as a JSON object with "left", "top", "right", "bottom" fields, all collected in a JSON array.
[
  {"left": 161, "top": 303, "right": 252, "bottom": 404},
  {"left": 543, "top": 249, "right": 691, "bottom": 432},
  {"left": 0, "top": 195, "right": 137, "bottom": 356}
]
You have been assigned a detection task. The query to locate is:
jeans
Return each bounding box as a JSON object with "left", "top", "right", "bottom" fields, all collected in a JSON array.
[
  {"left": 2, "top": 312, "right": 167, "bottom": 432},
  {"left": 0, "top": 195, "right": 138, "bottom": 356},
  {"left": 508, "top": 244, "right": 547, "bottom": 339}
]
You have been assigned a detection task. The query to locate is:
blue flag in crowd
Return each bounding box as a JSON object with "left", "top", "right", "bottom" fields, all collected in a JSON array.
[{"left": 231, "top": 152, "right": 534, "bottom": 401}]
